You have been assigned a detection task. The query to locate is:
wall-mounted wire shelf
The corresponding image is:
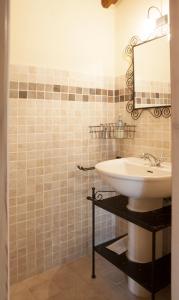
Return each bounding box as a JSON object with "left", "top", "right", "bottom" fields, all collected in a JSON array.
[{"left": 89, "top": 123, "right": 135, "bottom": 139}]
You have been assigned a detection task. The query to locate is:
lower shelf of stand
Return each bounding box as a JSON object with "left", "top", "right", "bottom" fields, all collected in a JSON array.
[{"left": 95, "top": 236, "right": 171, "bottom": 293}]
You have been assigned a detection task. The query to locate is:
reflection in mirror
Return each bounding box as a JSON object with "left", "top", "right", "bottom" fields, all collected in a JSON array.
[{"left": 134, "top": 35, "right": 171, "bottom": 109}]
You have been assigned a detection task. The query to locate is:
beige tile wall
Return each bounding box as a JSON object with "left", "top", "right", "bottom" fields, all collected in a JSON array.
[
  {"left": 116, "top": 102, "right": 171, "bottom": 160},
  {"left": 8, "top": 65, "right": 117, "bottom": 284},
  {"left": 9, "top": 65, "right": 171, "bottom": 284}
]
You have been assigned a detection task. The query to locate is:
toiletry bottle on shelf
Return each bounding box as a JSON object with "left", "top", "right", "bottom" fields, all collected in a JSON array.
[{"left": 116, "top": 115, "right": 124, "bottom": 138}]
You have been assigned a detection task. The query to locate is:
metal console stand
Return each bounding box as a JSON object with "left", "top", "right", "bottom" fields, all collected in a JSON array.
[{"left": 87, "top": 187, "right": 171, "bottom": 300}]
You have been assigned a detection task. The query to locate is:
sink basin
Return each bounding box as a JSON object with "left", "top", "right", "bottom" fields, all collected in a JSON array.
[{"left": 95, "top": 157, "right": 171, "bottom": 199}]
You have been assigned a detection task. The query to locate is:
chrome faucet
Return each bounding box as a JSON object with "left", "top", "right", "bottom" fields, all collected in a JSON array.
[{"left": 140, "top": 153, "right": 161, "bottom": 167}]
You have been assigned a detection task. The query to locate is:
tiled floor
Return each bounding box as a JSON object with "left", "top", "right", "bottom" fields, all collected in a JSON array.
[{"left": 10, "top": 255, "right": 171, "bottom": 300}]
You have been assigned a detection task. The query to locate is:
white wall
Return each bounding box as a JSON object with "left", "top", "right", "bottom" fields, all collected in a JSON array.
[
  {"left": 114, "top": 0, "right": 169, "bottom": 76},
  {"left": 10, "top": 0, "right": 170, "bottom": 78},
  {"left": 10, "top": 0, "right": 116, "bottom": 76}
]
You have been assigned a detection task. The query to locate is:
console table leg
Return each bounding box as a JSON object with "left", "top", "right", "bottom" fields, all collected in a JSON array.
[
  {"left": 92, "top": 187, "right": 96, "bottom": 279},
  {"left": 151, "top": 231, "right": 156, "bottom": 300}
]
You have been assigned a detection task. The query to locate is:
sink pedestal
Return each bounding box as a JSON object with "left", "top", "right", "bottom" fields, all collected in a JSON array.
[{"left": 127, "top": 197, "right": 163, "bottom": 298}]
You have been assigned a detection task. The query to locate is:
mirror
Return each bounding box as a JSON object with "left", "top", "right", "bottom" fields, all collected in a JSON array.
[{"left": 133, "top": 35, "right": 171, "bottom": 109}]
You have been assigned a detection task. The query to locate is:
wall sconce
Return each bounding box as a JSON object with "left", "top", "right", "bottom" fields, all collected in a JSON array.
[
  {"left": 141, "top": 6, "right": 168, "bottom": 40},
  {"left": 148, "top": 6, "right": 168, "bottom": 27}
]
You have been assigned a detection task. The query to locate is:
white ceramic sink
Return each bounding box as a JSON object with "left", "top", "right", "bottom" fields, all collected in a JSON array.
[{"left": 95, "top": 157, "right": 171, "bottom": 199}]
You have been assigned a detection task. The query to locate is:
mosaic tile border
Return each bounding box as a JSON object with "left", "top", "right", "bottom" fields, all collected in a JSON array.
[{"left": 9, "top": 81, "right": 131, "bottom": 103}]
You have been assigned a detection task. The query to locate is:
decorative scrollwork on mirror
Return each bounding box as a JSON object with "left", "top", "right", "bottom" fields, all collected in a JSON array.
[{"left": 125, "top": 35, "right": 171, "bottom": 120}]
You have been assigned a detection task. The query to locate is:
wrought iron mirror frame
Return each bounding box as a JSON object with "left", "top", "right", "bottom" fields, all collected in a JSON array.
[{"left": 125, "top": 35, "right": 171, "bottom": 120}]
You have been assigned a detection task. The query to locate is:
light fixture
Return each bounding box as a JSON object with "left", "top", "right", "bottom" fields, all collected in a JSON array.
[
  {"left": 147, "top": 6, "right": 162, "bottom": 19},
  {"left": 148, "top": 6, "right": 168, "bottom": 28},
  {"left": 140, "top": 6, "right": 168, "bottom": 40}
]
